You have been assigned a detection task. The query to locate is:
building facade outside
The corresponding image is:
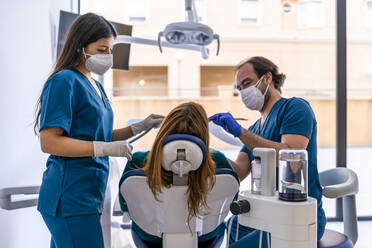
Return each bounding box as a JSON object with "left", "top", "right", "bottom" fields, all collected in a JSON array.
[
  {"left": 80, "top": 0, "right": 372, "bottom": 149},
  {"left": 78, "top": 0, "right": 372, "bottom": 217}
]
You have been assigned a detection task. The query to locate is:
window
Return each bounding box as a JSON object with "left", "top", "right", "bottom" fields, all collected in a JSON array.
[
  {"left": 195, "top": 0, "right": 206, "bottom": 22},
  {"left": 112, "top": 66, "right": 168, "bottom": 97},
  {"left": 365, "top": 0, "right": 372, "bottom": 27},
  {"left": 125, "top": 0, "right": 149, "bottom": 23},
  {"left": 184, "top": 0, "right": 206, "bottom": 23},
  {"left": 80, "top": 0, "right": 105, "bottom": 15},
  {"left": 200, "top": 66, "right": 235, "bottom": 97},
  {"left": 238, "top": 0, "right": 260, "bottom": 25},
  {"left": 298, "top": 0, "right": 324, "bottom": 28}
]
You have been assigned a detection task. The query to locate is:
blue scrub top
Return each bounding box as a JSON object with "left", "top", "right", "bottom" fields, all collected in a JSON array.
[
  {"left": 241, "top": 97, "right": 326, "bottom": 240},
  {"left": 37, "top": 69, "right": 114, "bottom": 217}
]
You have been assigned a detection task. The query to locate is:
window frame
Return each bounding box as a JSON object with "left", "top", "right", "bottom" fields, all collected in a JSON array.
[
  {"left": 365, "top": 0, "right": 372, "bottom": 28},
  {"left": 237, "top": 0, "right": 262, "bottom": 26},
  {"left": 297, "top": 0, "right": 325, "bottom": 28},
  {"left": 125, "top": 0, "right": 150, "bottom": 24}
]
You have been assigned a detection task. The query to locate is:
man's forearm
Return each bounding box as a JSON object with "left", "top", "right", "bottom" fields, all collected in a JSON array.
[
  {"left": 228, "top": 158, "right": 251, "bottom": 181},
  {"left": 238, "top": 129, "right": 289, "bottom": 164},
  {"left": 239, "top": 129, "right": 286, "bottom": 150}
]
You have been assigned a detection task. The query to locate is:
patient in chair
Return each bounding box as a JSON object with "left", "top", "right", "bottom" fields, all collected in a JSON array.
[{"left": 118, "top": 102, "right": 236, "bottom": 248}]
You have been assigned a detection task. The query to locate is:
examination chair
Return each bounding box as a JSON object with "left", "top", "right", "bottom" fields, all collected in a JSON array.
[
  {"left": 119, "top": 134, "right": 240, "bottom": 248},
  {"left": 318, "top": 168, "right": 359, "bottom": 248}
]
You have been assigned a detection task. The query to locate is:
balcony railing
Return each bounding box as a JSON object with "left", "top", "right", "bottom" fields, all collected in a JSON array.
[{"left": 107, "top": 87, "right": 372, "bottom": 99}]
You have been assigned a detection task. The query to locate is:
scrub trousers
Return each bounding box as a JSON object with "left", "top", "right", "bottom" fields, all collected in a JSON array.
[
  {"left": 41, "top": 208, "right": 104, "bottom": 248},
  {"left": 228, "top": 216, "right": 270, "bottom": 248}
]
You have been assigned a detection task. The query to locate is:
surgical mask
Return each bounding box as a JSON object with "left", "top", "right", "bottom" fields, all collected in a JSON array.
[
  {"left": 83, "top": 48, "right": 113, "bottom": 75},
  {"left": 240, "top": 75, "right": 269, "bottom": 111}
]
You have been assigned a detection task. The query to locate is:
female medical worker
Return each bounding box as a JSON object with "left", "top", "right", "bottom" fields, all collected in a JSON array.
[{"left": 33, "top": 13, "right": 163, "bottom": 248}]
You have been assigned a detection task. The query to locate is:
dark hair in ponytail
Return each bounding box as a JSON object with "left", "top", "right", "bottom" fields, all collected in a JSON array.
[
  {"left": 236, "top": 56, "right": 286, "bottom": 93},
  {"left": 33, "top": 13, "right": 117, "bottom": 134}
]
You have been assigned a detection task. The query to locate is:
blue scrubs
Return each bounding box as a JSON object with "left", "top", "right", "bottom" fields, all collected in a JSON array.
[
  {"left": 38, "top": 69, "right": 114, "bottom": 248},
  {"left": 230, "top": 97, "right": 326, "bottom": 246}
]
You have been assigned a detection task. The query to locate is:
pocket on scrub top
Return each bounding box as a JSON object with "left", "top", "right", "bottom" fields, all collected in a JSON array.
[
  {"left": 37, "top": 165, "right": 64, "bottom": 215},
  {"left": 95, "top": 168, "right": 109, "bottom": 212},
  {"left": 60, "top": 167, "right": 105, "bottom": 214}
]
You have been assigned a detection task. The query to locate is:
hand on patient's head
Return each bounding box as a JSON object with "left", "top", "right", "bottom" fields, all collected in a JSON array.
[
  {"left": 208, "top": 113, "right": 242, "bottom": 137},
  {"left": 147, "top": 114, "right": 165, "bottom": 128},
  {"left": 131, "top": 114, "right": 165, "bottom": 135}
]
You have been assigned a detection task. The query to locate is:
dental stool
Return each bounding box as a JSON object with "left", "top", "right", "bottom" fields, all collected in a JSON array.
[
  {"left": 120, "top": 134, "right": 240, "bottom": 248},
  {"left": 318, "top": 168, "right": 359, "bottom": 248}
]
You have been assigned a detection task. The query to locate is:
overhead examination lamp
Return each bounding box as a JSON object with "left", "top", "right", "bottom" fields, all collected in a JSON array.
[
  {"left": 157, "top": 22, "right": 220, "bottom": 58},
  {"left": 115, "top": 0, "right": 220, "bottom": 59}
]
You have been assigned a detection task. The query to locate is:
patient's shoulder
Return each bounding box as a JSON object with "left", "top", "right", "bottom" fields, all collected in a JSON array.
[
  {"left": 210, "top": 149, "right": 232, "bottom": 170},
  {"left": 132, "top": 151, "right": 149, "bottom": 161},
  {"left": 126, "top": 151, "right": 149, "bottom": 170}
]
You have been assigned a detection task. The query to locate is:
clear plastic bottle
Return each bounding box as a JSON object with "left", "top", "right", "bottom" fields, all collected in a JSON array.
[
  {"left": 251, "top": 159, "right": 262, "bottom": 194},
  {"left": 279, "top": 149, "right": 308, "bottom": 202}
]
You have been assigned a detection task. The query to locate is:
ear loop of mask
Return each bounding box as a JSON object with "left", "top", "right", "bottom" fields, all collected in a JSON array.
[
  {"left": 82, "top": 48, "right": 90, "bottom": 59},
  {"left": 256, "top": 75, "right": 270, "bottom": 97}
]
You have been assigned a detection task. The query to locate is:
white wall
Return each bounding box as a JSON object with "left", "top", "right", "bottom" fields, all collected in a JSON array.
[{"left": 0, "top": 0, "right": 72, "bottom": 247}]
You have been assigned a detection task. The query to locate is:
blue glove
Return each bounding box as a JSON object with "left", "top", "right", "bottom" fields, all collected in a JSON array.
[{"left": 208, "top": 113, "right": 242, "bottom": 137}]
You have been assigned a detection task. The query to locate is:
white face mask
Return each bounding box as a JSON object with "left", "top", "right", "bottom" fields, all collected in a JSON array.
[
  {"left": 240, "top": 75, "right": 270, "bottom": 111},
  {"left": 83, "top": 48, "right": 113, "bottom": 75}
]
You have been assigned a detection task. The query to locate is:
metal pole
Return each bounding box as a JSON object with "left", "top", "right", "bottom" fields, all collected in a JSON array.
[{"left": 336, "top": 0, "right": 347, "bottom": 221}]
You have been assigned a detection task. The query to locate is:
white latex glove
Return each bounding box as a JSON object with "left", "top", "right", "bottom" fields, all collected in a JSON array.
[
  {"left": 130, "top": 114, "right": 164, "bottom": 136},
  {"left": 93, "top": 140, "right": 133, "bottom": 160}
]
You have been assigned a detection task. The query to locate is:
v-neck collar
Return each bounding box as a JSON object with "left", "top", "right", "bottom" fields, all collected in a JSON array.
[
  {"left": 258, "top": 97, "right": 285, "bottom": 134},
  {"left": 74, "top": 69, "right": 106, "bottom": 107}
]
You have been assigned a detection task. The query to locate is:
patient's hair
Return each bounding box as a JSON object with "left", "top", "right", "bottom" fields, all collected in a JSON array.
[{"left": 143, "top": 102, "right": 216, "bottom": 227}]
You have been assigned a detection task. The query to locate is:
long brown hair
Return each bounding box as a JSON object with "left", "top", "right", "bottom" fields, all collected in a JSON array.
[
  {"left": 33, "top": 13, "right": 117, "bottom": 134},
  {"left": 143, "top": 102, "right": 216, "bottom": 227}
]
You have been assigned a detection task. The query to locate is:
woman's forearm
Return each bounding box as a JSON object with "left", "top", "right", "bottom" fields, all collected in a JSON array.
[
  {"left": 112, "top": 126, "right": 134, "bottom": 141},
  {"left": 41, "top": 135, "right": 94, "bottom": 157}
]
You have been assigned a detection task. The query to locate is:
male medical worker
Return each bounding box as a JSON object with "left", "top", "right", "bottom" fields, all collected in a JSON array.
[{"left": 209, "top": 56, "right": 326, "bottom": 246}]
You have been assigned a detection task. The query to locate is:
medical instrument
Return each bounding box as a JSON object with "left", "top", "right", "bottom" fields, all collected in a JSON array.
[
  {"left": 158, "top": 0, "right": 220, "bottom": 57},
  {"left": 157, "top": 22, "right": 220, "bottom": 57},
  {"left": 279, "top": 149, "right": 308, "bottom": 202},
  {"left": 251, "top": 148, "right": 276, "bottom": 196},
  {"left": 130, "top": 114, "right": 163, "bottom": 136},
  {"left": 114, "top": 0, "right": 220, "bottom": 59},
  {"left": 230, "top": 147, "right": 317, "bottom": 248},
  {"left": 207, "top": 117, "right": 247, "bottom": 147},
  {"left": 208, "top": 121, "right": 244, "bottom": 147},
  {"left": 128, "top": 127, "right": 152, "bottom": 144},
  {"left": 232, "top": 190, "right": 317, "bottom": 248},
  {"left": 208, "top": 113, "right": 242, "bottom": 137}
]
